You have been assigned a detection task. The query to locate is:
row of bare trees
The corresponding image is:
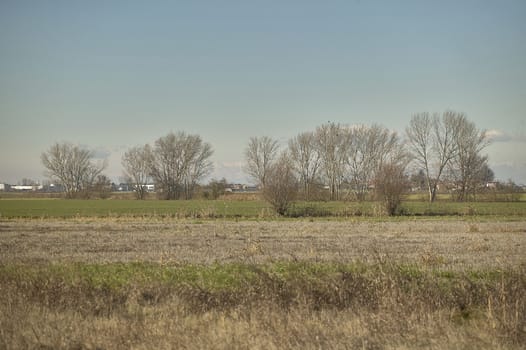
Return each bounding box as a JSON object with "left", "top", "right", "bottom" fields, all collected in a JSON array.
[
  {"left": 245, "top": 123, "right": 409, "bottom": 200},
  {"left": 122, "top": 132, "right": 213, "bottom": 200},
  {"left": 244, "top": 111, "right": 491, "bottom": 213},
  {"left": 41, "top": 110, "right": 490, "bottom": 206},
  {"left": 405, "top": 111, "right": 490, "bottom": 202},
  {"left": 41, "top": 143, "right": 108, "bottom": 199},
  {"left": 41, "top": 132, "right": 214, "bottom": 200}
]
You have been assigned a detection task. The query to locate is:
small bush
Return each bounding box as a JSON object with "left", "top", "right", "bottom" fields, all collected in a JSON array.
[
  {"left": 262, "top": 153, "right": 299, "bottom": 216},
  {"left": 374, "top": 163, "right": 409, "bottom": 216}
]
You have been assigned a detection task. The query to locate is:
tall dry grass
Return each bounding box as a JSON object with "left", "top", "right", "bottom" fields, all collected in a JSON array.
[
  {"left": 1, "top": 262, "right": 524, "bottom": 349},
  {"left": 1, "top": 218, "right": 525, "bottom": 348}
]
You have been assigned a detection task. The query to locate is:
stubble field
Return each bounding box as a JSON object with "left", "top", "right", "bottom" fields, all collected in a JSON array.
[
  {"left": 1, "top": 219, "right": 525, "bottom": 268},
  {"left": 1, "top": 217, "right": 525, "bottom": 349}
]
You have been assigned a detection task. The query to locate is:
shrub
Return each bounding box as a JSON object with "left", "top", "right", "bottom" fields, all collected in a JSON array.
[
  {"left": 375, "top": 163, "right": 409, "bottom": 216},
  {"left": 262, "top": 153, "right": 299, "bottom": 216}
]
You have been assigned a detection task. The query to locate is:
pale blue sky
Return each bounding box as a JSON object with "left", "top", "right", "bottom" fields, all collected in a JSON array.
[{"left": 1, "top": 1, "right": 525, "bottom": 184}]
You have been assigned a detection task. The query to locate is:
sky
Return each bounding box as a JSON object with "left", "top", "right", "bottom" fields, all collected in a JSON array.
[{"left": 1, "top": 0, "right": 525, "bottom": 185}]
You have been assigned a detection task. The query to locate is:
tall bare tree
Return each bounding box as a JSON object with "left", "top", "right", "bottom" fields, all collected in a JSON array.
[
  {"left": 448, "top": 117, "right": 490, "bottom": 201},
  {"left": 244, "top": 136, "right": 279, "bottom": 188},
  {"left": 346, "top": 124, "right": 405, "bottom": 201},
  {"left": 288, "top": 131, "right": 320, "bottom": 200},
  {"left": 182, "top": 136, "right": 214, "bottom": 199},
  {"left": 41, "top": 142, "right": 107, "bottom": 198},
  {"left": 405, "top": 111, "right": 461, "bottom": 202},
  {"left": 149, "top": 132, "right": 214, "bottom": 200},
  {"left": 122, "top": 144, "right": 152, "bottom": 200},
  {"left": 405, "top": 113, "right": 432, "bottom": 196},
  {"left": 315, "top": 123, "right": 350, "bottom": 200}
]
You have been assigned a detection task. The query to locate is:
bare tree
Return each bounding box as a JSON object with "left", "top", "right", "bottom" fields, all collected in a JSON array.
[
  {"left": 346, "top": 124, "right": 405, "bottom": 201},
  {"left": 262, "top": 152, "right": 299, "bottom": 216},
  {"left": 205, "top": 178, "right": 228, "bottom": 200},
  {"left": 315, "top": 123, "right": 349, "bottom": 200},
  {"left": 41, "top": 142, "right": 107, "bottom": 198},
  {"left": 406, "top": 113, "right": 434, "bottom": 201},
  {"left": 20, "top": 178, "right": 38, "bottom": 186},
  {"left": 244, "top": 136, "right": 279, "bottom": 188},
  {"left": 375, "top": 162, "right": 409, "bottom": 216},
  {"left": 182, "top": 136, "right": 214, "bottom": 199},
  {"left": 405, "top": 111, "right": 461, "bottom": 202},
  {"left": 122, "top": 144, "right": 152, "bottom": 200},
  {"left": 477, "top": 163, "right": 494, "bottom": 184},
  {"left": 149, "top": 132, "right": 213, "bottom": 200},
  {"left": 409, "top": 169, "right": 427, "bottom": 192},
  {"left": 447, "top": 117, "right": 490, "bottom": 201},
  {"left": 288, "top": 131, "right": 320, "bottom": 200},
  {"left": 92, "top": 174, "right": 112, "bottom": 199}
]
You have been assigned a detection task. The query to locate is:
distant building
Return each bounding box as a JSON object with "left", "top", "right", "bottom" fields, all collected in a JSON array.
[
  {"left": 225, "top": 184, "right": 259, "bottom": 193},
  {"left": 485, "top": 181, "right": 499, "bottom": 189},
  {"left": 118, "top": 183, "right": 131, "bottom": 192},
  {"left": 0, "top": 184, "right": 5, "bottom": 191},
  {"left": 45, "top": 183, "right": 64, "bottom": 192},
  {"left": 131, "top": 184, "right": 155, "bottom": 192},
  {"left": 244, "top": 185, "right": 259, "bottom": 192},
  {"left": 11, "top": 184, "right": 43, "bottom": 191}
]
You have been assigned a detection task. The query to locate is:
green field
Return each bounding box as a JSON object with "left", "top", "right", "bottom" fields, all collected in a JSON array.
[
  {"left": 0, "top": 198, "right": 525, "bottom": 219},
  {"left": 0, "top": 199, "right": 267, "bottom": 219}
]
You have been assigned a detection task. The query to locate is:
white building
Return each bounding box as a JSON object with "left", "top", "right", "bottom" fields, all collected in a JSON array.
[{"left": 11, "top": 185, "right": 43, "bottom": 191}]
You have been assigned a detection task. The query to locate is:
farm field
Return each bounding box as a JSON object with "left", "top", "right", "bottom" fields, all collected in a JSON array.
[
  {"left": 1, "top": 198, "right": 526, "bottom": 219},
  {"left": 1, "top": 216, "right": 525, "bottom": 349},
  {"left": 1, "top": 219, "right": 525, "bottom": 268}
]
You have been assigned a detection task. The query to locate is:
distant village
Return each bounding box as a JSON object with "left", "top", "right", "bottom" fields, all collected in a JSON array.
[
  {"left": 1, "top": 178, "right": 523, "bottom": 197},
  {"left": 0, "top": 181, "right": 260, "bottom": 194}
]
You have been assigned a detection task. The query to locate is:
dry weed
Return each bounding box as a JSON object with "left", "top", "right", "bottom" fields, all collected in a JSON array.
[
  {"left": 1, "top": 261, "right": 525, "bottom": 349},
  {"left": 1, "top": 219, "right": 525, "bottom": 269},
  {"left": 1, "top": 218, "right": 525, "bottom": 349}
]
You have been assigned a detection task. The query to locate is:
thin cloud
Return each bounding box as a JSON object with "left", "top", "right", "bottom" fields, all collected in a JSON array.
[
  {"left": 489, "top": 161, "right": 526, "bottom": 184},
  {"left": 216, "top": 161, "right": 244, "bottom": 169},
  {"left": 486, "top": 129, "right": 526, "bottom": 143},
  {"left": 91, "top": 147, "right": 112, "bottom": 160},
  {"left": 486, "top": 129, "right": 512, "bottom": 142},
  {"left": 208, "top": 161, "right": 248, "bottom": 184}
]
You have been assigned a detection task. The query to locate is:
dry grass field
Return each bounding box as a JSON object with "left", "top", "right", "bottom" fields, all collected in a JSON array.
[
  {"left": 1, "top": 218, "right": 525, "bottom": 349},
  {"left": 1, "top": 219, "right": 525, "bottom": 268}
]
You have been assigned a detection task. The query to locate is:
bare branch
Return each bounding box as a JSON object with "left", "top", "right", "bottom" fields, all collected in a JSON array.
[
  {"left": 122, "top": 144, "right": 152, "bottom": 199},
  {"left": 288, "top": 131, "right": 320, "bottom": 200},
  {"left": 149, "top": 132, "right": 214, "bottom": 200},
  {"left": 41, "top": 142, "right": 107, "bottom": 198},
  {"left": 262, "top": 152, "right": 299, "bottom": 216},
  {"left": 244, "top": 136, "right": 279, "bottom": 188}
]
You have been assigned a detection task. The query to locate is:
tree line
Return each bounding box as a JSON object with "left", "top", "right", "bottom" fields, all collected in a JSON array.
[
  {"left": 41, "top": 132, "right": 213, "bottom": 200},
  {"left": 41, "top": 110, "right": 493, "bottom": 211},
  {"left": 245, "top": 111, "right": 492, "bottom": 212}
]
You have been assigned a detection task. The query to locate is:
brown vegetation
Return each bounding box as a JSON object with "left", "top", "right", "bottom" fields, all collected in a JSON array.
[
  {"left": 1, "top": 218, "right": 525, "bottom": 349},
  {"left": 2, "top": 262, "right": 525, "bottom": 349},
  {"left": 1, "top": 219, "right": 524, "bottom": 267}
]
